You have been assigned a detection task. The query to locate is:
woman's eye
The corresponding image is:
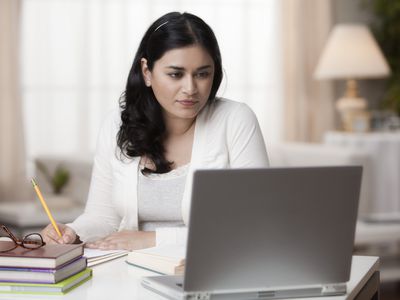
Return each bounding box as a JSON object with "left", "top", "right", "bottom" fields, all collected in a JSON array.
[
  {"left": 168, "top": 72, "right": 183, "bottom": 79},
  {"left": 196, "top": 72, "right": 210, "bottom": 78}
]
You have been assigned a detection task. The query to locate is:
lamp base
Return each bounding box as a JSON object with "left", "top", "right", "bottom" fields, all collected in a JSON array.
[
  {"left": 336, "top": 97, "right": 370, "bottom": 132},
  {"left": 336, "top": 96, "right": 367, "bottom": 111}
]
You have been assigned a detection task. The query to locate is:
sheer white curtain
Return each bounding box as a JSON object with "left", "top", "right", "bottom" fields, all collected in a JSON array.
[
  {"left": 21, "top": 0, "right": 282, "bottom": 164},
  {"left": 0, "top": 0, "right": 30, "bottom": 202},
  {"left": 281, "top": 0, "right": 334, "bottom": 142}
]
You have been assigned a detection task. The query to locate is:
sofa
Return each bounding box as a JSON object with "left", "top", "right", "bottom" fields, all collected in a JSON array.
[
  {"left": 33, "top": 142, "right": 374, "bottom": 217},
  {"left": 34, "top": 155, "right": 93, "bottom": 208}
]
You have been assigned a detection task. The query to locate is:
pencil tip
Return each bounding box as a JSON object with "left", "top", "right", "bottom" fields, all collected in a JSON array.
[{"left": 31, "top": 178, "right": 36, "bottom": 187}]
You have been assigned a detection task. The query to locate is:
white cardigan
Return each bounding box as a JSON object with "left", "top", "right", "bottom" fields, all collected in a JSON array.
[{"left": 69, "top": 98, "right": 269, "bottom": 242}]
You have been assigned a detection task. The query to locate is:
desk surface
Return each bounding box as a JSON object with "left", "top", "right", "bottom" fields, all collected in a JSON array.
[{"left": 0, "top": 255, "right": 379, "bottom": 300}]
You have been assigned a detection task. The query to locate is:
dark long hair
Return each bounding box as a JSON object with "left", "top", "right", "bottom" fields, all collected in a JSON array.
[{"left": 117, "top": 12, "right": 223, "bottom": 174}]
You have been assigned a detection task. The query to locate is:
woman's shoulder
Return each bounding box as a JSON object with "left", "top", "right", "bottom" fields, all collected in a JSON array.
[
  {"left": 212, "top": 97, "right": 245, "bottom": 110},
  {"left": 203, "top": 98, "right": 257, "bottom": 122}
]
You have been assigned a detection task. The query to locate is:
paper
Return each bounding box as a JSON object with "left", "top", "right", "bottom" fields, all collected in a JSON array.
[
  {"left": 136, "top": 245, "right": 186, "bottom": 261},
  {"left": 126, "top": 244, "right": 185, "bottom": 275},
  {"left": 84, "top": 248, "right": 128, "bottom": 267}
]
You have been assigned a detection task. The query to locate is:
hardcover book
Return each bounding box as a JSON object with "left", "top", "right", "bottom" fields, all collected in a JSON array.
[
  {"left": 126, "top": 245, "right": 185, "bottom": 275},
  {"left": 0, "top": 256, "right": 87, "bottom": 283},
  {"left": 0, "top": 268, "right": 92, "bottom": 295},
  {"left": 0, "top": 242, "right": 83, "bottom": 268}
]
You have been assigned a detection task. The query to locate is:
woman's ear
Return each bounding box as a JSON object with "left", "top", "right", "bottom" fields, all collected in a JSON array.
[{"left": 141, "top": 58, "right": 152, "bottom": 87}]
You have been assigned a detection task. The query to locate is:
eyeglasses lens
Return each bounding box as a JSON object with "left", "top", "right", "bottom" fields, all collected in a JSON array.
[
  {"left": 0, "top": 236, "right": 17, "bottom": 252},
  {"left": 22, "top": 233, "right": 44, "bottom": 249}
]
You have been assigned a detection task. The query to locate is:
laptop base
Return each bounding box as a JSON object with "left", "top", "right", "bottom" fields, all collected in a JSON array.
[{"left": 142, "top": 275, "right": 347, "bottom": 300}]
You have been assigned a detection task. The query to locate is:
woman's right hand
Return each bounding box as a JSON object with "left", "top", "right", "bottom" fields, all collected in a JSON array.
[{"left": 41, "top": 223, "right": 77, "bottom": 244}]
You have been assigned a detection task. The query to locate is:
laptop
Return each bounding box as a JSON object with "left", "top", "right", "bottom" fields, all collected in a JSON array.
[{"left": 142, "top": 166, "right": 362, "bottom": 300}]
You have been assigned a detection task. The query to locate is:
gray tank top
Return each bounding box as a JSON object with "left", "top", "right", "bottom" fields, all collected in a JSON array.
[{"left": 137, "top": 164, "right": 188, "bottom": 231}]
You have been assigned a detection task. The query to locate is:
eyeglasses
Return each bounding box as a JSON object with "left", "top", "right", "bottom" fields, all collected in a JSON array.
[{"left": 0, "top": 225, "right": 46, "bottom": 253}]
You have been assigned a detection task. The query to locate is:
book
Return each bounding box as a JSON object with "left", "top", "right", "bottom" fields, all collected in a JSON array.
[
  {"left": 0, "top": 241, "right": 83, "bottom": 269},
  {"left": 0, "top": 256, "right": 87, "bottom": 283},
  {"left": 84, "top": 248, "right": 128, "bottom": 267},
  {"left": 0, "top": 268, "right": 92, "bottom": 295},
  {"left": 126, "top": 245, "right": 185, "bottom": 275}
]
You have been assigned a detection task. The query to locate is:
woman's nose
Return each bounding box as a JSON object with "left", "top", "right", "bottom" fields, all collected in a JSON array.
[{"left": 182, "top": 76, "right": 198, "bottom": 95}]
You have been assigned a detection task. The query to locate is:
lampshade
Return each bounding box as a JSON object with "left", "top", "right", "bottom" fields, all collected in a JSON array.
[{"left": 314, "top": 24, "right": 390, "bottom": 79}]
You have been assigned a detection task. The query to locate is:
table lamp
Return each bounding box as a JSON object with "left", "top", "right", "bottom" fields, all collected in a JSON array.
[{"left": 314, "top": 24, "right": 390, "bottom": 131}]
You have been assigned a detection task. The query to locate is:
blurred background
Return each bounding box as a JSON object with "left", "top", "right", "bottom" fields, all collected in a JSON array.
[{"left": 1, "top": 0, "right": 400, "bottom": 298}]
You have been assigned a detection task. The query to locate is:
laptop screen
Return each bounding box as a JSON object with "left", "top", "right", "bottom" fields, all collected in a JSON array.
[{"left": 184, "top": 166, "right": 361, "bottom": 292}]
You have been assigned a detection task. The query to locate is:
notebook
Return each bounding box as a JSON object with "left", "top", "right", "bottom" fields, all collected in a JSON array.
[
  {"left": 142, "top": 166, "right": 362, "bottom": 300},
  {"left": 0, "top": 256, "right": 87, "bottom": 283},
  {"left": 0, "top": 268, "right": 92, "bottom": 295},
  {"left": 84, "top": 248, "right": 128, "bottom": 267},
  {"left": 126, "top": 244, "right": 185, "bottom": 275}
]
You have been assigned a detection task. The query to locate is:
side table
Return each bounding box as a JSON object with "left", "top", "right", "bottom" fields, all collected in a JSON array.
[{"left": 324, "top": 130, "right": 400, "bottom": 219}]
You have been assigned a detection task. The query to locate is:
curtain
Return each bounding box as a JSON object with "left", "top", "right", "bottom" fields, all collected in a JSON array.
[
  {"left": 0, "top": 0, "right": 29, "bottom": 202},
  {"left": 281, "top": 0, "right": 335, "bottom": 142}
]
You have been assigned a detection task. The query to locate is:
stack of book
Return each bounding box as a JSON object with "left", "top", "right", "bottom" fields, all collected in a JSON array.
[{"left": 0, "top": 241, "right": 92, "bottom": 295}]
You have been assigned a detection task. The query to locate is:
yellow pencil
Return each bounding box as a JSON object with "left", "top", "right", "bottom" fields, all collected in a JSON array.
[{"left": 31, "top": 178, "right": 62, "bottom": 238}]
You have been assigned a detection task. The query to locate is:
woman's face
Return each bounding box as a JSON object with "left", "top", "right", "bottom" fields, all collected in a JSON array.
[{"left": 142, "top": 45, "right": 215, "bottom": 122}]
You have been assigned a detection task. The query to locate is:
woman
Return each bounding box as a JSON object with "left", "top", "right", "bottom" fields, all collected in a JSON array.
[{"left": 41, "top": 12, "right": 269, "bottom": 250}]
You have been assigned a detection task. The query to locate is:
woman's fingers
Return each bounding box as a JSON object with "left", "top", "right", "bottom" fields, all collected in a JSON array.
[
  {"left": 85, "top": 240, "right": 103, "bottom": 249},
  {"left": 41, "top": 223, "right": 76, "bottom": 244},
  {"left": 59, "top": 226, "right": 77, "bottom": 244},
  {"left": 41, "top": 224, "right": 60, "bottom": 244},
  {"left": 85, "top": 230, "right": 156, "bottom": 250}
]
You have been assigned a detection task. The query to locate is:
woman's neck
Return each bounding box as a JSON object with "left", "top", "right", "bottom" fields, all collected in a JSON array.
[
  {"left": 164, "top": 116, "right": 196, "bottom": 137},
  {"left": 163, "top": 116, "right": 196, "bottom": 169}
]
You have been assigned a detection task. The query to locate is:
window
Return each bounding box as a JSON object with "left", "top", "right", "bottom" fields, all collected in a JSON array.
[{"left": 21, "top": 0, "right": 282, "bottom": 160}]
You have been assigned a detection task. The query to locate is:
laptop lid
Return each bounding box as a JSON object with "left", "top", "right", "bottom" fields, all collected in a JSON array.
[{"left": 183, "top": 166, "right": 361, "bottom": 293}]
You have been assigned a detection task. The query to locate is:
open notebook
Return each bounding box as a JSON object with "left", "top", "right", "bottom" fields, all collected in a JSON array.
[
  {"left": 126, "top": 244, "right": 185, "bottom": 275},
  {"left": 84, "top": 249, "right": 128, "bottom": 267}
]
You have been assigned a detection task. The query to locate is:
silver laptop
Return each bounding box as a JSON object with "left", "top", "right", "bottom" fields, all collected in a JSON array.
[{"left": 142, "top": 166, "right": 362, "bottom": 300}]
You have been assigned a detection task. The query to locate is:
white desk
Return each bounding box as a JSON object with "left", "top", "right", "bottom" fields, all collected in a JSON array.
[{"left": 0, "top": 256, "right": 379, "bottom": 300}]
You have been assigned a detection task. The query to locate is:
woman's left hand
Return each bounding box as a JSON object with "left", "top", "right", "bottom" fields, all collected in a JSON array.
[{"left": 85, "top": 230, "right": 156, "bottom": 251}]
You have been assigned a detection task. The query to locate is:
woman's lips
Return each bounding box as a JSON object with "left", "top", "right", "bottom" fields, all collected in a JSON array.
[{"left": 177, "top": 100, "right": 198, "bottom": 106}]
